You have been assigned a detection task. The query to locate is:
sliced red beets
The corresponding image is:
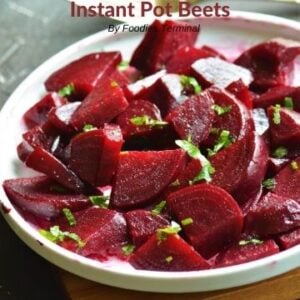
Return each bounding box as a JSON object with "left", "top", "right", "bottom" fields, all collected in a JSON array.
[
  {"left": 24, "top": 93, "right": 67, "bottom": 128},
  {"left": 58, "top": 207, "right": 128, "bottom": 260},
  {"left": 129, "top": 233, "right": 210, "bottom": 271},
  {"left": 267, "top": 107, "right": 300, "bottom": 147},
  {"left": 214, "top": 240, "right": 279, "bottom": 268},
  {"left": 267, "top": 157, "right": 290, "bottom": 177},
  {"left": 45, "top": 52, "right": 121, "bottom": 99},
  {"left": 125, "top": 209, "right": 169, "bottom": 247},
  {"left": 246, "top": 192, "right": 300, "bottom": 236},
  {"left": 69, "top": 125, "right": 123, "bottom": 187},
  {"left": 226, "top": 79, "right": 253, "bottom": 109},
  {"left": 167, "top": 184, "right": 244, "bottom": 258},
  {"left": 116, "top": 100, "right": 163, "bottom": 138},
  {"left": 110, "top": 150, "right": 186, "bottom": 210},
  {"left": 277, "top": 228, "right": 300, "bottom": 249},
  {"left": 3, "top": 176, "right": 90, "bottom": 219},
  {"left": 25, "top": 147, "right": 84, "bottom": 193},
  {"left": 121, "top": 66, "right": 142, "bottom": 83},
  {"left": 211, "top": 131, "right": 268, "bottom": 204},
  {"left": 166, "top": 91, "right": 214, "bottom": 145},
  {"left": 191, "top": 57, "right": 253, "bottom": 89},
  {"left": 70, "top": 79, "right": 128, "bottom": 130},
  {"left": 177, "top": 159, "right": 202, "bottom": 187},
  {"left": 130, "top": 20, "right": 198, "bottom": 74}
]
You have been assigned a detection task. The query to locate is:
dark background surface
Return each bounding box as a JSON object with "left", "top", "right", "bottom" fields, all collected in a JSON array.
[{"left": 0, "top": 1, "right": 299, "bottom": 299}]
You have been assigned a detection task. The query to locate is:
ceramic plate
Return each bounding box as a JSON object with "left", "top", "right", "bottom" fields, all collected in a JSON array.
[{"left": 0, "top": 11, "right": 299, "bottom": 293}]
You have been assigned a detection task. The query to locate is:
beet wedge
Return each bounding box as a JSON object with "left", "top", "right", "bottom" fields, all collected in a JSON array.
[
  {"left": 69, "top": 125, "right": 123, "bottom": 187},
  {"left": 125, "top": 209, "right": 169, "bottom": 247},
  {"left": 211, "top": 131, "right": 268, "bottom": 204},
  {"left": 110, "top": 150, "right": 186, "bottom": 210},
  {"left": 3, "top": 177, "right": 90, "bottom": 219},
  {"left": 166, "top": 91, "right": 214, "bottom": 145},
  {"left": 245, "top": 192, "right": 300, "bottom": 236},
  {"left": 130, "top": 20, "right": 198, "bottom": 74},
  {"left": 277, "top": 228, "right": 300, "bottom": 249},
  {"left": 129, "top": 233, "right": 210, "bottom": 271},
  {"left": 226, "top": 79, "right": 253, "bottom": 109},
  {"left": 45, "top": 52, "right": 121, "bottom": 99},
  {"left": 167, "top": 184, "right": 244, "bottom": 258},
  {"left": 70, "top": 79, "right": 128, "bottom": 130},
  {"left": 25, "top": 147, "right": 84, "bottom": 192},
  {"left": 214, "top": 240, "right": 279, "bottom": 268},
  {"left": 57, "top": 207, "right": 128, "bottom": 260}
]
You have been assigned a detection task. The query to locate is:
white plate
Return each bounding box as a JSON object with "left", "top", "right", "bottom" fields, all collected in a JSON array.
[{"left": 0, "top": 12, "right": 300, "bottom": 293}]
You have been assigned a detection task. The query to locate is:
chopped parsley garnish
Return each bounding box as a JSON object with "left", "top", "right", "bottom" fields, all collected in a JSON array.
[
  {"left": 39, "top": 226, "right": 85, "bottom": 248},
  {"left": 130, "top": 115, "right": 168, "bottom": 127},
  {"left": 212, "top": 104, "right": 232, "bottom": 116},
  {"left": 165, "top": 256, "right": 173, "bottom": 263},
  {"left": 170, "top": 179, "right": 180, "bottom": 187},
  {"left": 272, "top": 104, "right": 281, "bottom": 125},
  {"left": 121, "top": 244, "right": 135, "bottom": 256},
  {"left": 180, "top": 75, "right": 202, "bottom": 95},
  {"left": 181, "top": 218, "right": 193, "bottom": 226},
  {"left": 175, "top": 139, "right": 215, "bottom": 183},
  {"left": 207, "top": 130, "right": 232, "bottom": 157},
  {"left": 239, "top": 238, "right": 263, "bottom": 246},
  {"left": 151, "top": 200, "right": 166, "bottom": 216},
  {"left": 58, "top": 83, "right": 75, "bottom": 97},
  {"left": 157, "top": 224, "right": 181, "bottom": 242},
  {"left": 284, "top": 97, "right": 294, "bottom": 110},
  {"left": 210, "top": 127, "right": 220, "bottom": 135},
  {"left": 89, "top": 195, "right": 109, "bottom": 208},
  {"left": 62, "top": 208, "right": 76, "bottom": 226},
  {"left": 111, "top": 80, "right": 119, "bottom": 88},
  {"left": 290, "top": 161, "right": 299, "bottom": 171},
  {"left": 262, "top": 178, "right": 276, "bottom": 190},
  {"left": 118, "top": 61, "right": 129, "bottom": 71},
  {"left": 83, "top": 124, "right": 96, "bottom": 132},
  {"left": 273, "top": 146, "right": 288, "bottom": 158}
]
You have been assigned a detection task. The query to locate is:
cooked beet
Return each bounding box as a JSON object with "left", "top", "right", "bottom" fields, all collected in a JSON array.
[
  {"left": 24, "top": 93, "right": 67, "bottom": 128},
  {"left": 177, "top": 158, "right": 202, "bottom": 187},
  {"left": 25, "top": 147, "right": 84, "bottom": 192},
  {"left": 277, "top": 228, "right": 300, "bottom": 249},
  {"left": 110, "top": 150, "right": 186, "bottom": 209},
  {"left": 70, "top": 79, "right": 128, "bottom": 130},
  {"left": 246, "top": 192, "right": 300, "bottom": 236},
  {"left": 108, "top": 69, "right": 130, "bottom": 87},
  {"left": 166, "top": 91, "right": 214, "bottom": 145},
  {"left": 214, "top": 240, "right": 279, "bottom": 268},
  {"left": 116, "top": 100, "right": 163, "bottom": 138},
  {"left": 125, "top": 210, "right": 169, "bottom": 247},
  {"left": 48, "top": 102, "right": 81, "bottom": 134},
  {"left": 3, "top": 177, "right": 90, "bottom": 219},
  {"left": 211, "top": 131, "right": 268, "bottom": 204},
  {"left": 267, "top": 107, "right": 300, "bottom": 147},
  {"left": 167, "top": 184, "right": 244, "bottom": 258},
  {"left": 240, "top": 186, "right": 263, "bottom": 216},
  {"left": 191, "top": 57, "right": 253, "bottom": 89},
  {"left": 58, "top": 207, "right": 128, "bottom": 260},
  {"left": 130, "top": 20, "right": 198, "bottom": 74},
  {"left": 129, "top": 234, "right": 210, "bottom": 271},
  {"left": 45, "top": 52, "right": 121, "bottom": 99},
  {"left": 267, "top": 157, "right": 290, "bottom": 177},
  {"left": 226, "top": 79, "right": 253, "bottom": 109},
  {"left": 235, "top": 38, "right": 300, "bottom": 92},
  {"left": 69, "top": 125, "right": 123, "bottom": 187},
  {"left": 121, "top": 66, "right": 142, "bottom": 83}
]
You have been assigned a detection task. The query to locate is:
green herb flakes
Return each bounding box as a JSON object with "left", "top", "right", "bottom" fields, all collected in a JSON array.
[
  {"left": 89, "top": 195, "right": 109, "bottom": 208},
  {"left": 151, "top": 201, "right": 167, "bottom": 216},
  {"left": 122, "top": 244, "right": 135, "bottom": 256},
  {"left": 290, "top": 161, "right": 299, "bottom": 171},
  {"left": 284, "top": 97, "right": 294, "bottom": 110},
  {"left": 273, "top": 104, "right": 281, "bottom": 125},
  {"left": 207, "top": 130, "right": 232, "bottom": 157},
  {"left": 130, "top": 115, "right": 168, "bottom": 127},
  {"left": 118, "top": 61, "right": 129, "bottom": 71},
  {"left": 212, "top": 104, "right": 232, "bottom": 116},
  {"left": 239, "top": 238, "right": 263, "bottom": 246},
  {"left": 157, "top": 224, "right": 181, "bottom": 242},
  {"left": 111, "top": 80, "right": 119, "bottom": 88},
  {"left": 83, "top": 124, "right": 96, "bottom": 132},
  {"left": 62, "top": 208, "right": 76, "bottom": 226},
  {"left": 180, "top": 75, "right": 202, "bottom": 95},
  {"left": 181, "top": 218, "right": 193, "bottom": 226},
  {"left": 273, "top": 146, "right": 288, "bottom": 158},
  {"left": 165, "top": 256, "right": 173, "bottom": 263},
  {"left": 58, "top": 83, "right": 75, "bottom": 97},
  {"left": 262, "top": 178, "right": 276, "bottom": 190}
]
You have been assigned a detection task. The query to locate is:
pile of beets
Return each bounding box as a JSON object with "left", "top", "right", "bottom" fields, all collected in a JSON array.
[{"left": 3, "top": 19, "right": 300, "bottom": 271}]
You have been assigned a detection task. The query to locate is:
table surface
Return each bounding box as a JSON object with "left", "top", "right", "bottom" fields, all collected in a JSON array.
[{"left": 0, "top": 1, "right": 300, "bottom": 299}]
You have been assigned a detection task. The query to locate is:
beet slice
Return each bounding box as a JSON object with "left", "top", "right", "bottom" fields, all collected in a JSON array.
[
  {"left": 191, "top": 57, "right": 253, "bottom": 89},
  {"left": 211, "top": 131, "right": 268, "bottom": 204},
  {"left": 3, "top": 176, "right": 90, "bottom": 219},
  {"left": 45, "top": 52, "right": 121, "bottom": 99},
  {"left": 116, "top": 100, "right": 163, "bottom": 138},
  {"left": 235, "top": 38, "right": 300, "bottom": 92},
  {"left": 267, "top": 107, "right": 300, "bottom": 147},
  {"left": 246, "top": 192, "right": 300, "bottom": 236},
  {"left": 267, "top": 157, "right": 290, "bottom": 177},
  {"left": 167, "top": 184, "right": 243, "bottom": 258},
  {"left": 129, "top": 233, "right": 210, "bottom": 271},
  {"left": 177, "top": 159, "right": 202, "bottom": 187},
  {"left": 226, "top": 79, "right": 253, "bottom": 109},
  {"left": 69, "top": 125, "right": 123, "bottom": 187},
  {"left": 214, "top": 240, "right": 279, "bottom": 268},
  {"left": 277, "top": 228, "right": 300, "bottom": 249},
  {"left": 108, "top": 69, "right": 130, "bottom": 87},
  {"left": 240, "top": 186, "right": 263, "bottom": 216},
  {"left": 130, "top": 20, "right": 198, "bottom": 74},
  {"left": 48, "top": 102, "right": 81, "bottom": 134},
  {"left": 125, "top": 209, "right": 169, "bottom": 247},
  {"left": 24, "top": 93, "right": 67, "bottom": 128},
  {"left": 57, "top": 207, "right": 128, "bottom": 260},
  {"left": 70, "top": 79, "right": 128, "bottom": 130},
  {"left": 110, "top": 150, "right": 186, "bottom": 209},
  {"left": 166, "top": 91, "right": 214, "bottom": 145},
  {"left": 25, "top": 147, "right": 84, "bottom": 192}
]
